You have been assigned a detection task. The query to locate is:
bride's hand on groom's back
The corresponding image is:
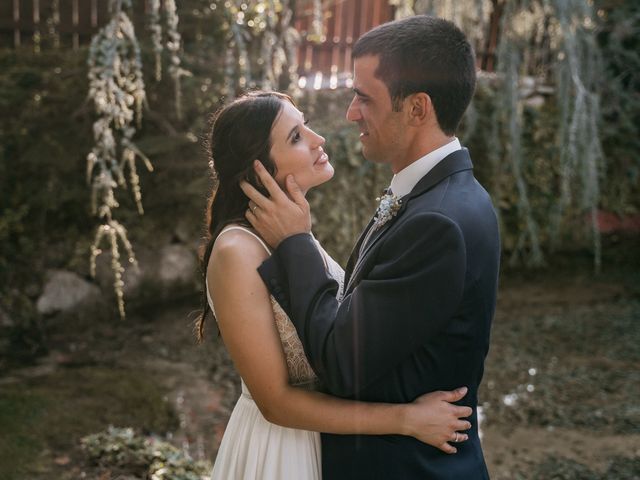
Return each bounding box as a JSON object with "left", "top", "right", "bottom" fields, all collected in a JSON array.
[{"left": 403, "top": 387, "right": 473, "bottom": 454}]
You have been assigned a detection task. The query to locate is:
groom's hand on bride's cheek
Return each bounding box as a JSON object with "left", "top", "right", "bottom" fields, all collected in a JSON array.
[{"left": 240, "top": 161, "right": 311, "bottom": 248}]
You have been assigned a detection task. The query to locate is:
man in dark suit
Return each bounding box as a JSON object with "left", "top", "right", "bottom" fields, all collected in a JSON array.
[{"left": 241, "top": 15, "right": 500, "bottom": 480}]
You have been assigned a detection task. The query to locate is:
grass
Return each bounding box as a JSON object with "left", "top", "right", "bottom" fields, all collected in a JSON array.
[{"left": 0, "top": 366, "right": 177, "bottom": 479}]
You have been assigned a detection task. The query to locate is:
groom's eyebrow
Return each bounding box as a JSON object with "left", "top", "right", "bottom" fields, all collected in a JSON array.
[{"left": 353, "top": 87, "right": 370, "bottom": 99}]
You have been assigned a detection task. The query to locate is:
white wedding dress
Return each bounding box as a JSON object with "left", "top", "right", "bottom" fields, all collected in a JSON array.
[{"left": 207, "top": 225, "right": 344, "bottom": 480}]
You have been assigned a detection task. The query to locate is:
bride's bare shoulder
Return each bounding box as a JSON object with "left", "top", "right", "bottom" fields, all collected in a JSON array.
[{"left": 209, "top": 227, "right": 270, "bottom": 273}]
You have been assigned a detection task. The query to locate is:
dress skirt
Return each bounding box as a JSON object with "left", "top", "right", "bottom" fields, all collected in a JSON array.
[{"left": 210, "top": 384, "right": 322, "bottom": 480}]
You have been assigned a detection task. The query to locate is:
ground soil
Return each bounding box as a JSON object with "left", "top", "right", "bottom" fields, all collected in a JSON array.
[{"left": 1, "top": 264, "right": 638, "bottom": 479}]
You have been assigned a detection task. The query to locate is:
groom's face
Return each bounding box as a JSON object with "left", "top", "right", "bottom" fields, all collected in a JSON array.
[{"left": 347, "top": 55, "right": 405, "bottom": 169}]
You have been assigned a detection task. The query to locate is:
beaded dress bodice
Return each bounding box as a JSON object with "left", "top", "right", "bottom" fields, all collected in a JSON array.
[{"left": 207, "top": 226, "right": 344, "bottom": 387}]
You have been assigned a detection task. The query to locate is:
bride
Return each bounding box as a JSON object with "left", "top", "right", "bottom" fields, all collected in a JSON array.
[{"left": 196, "top": 91, "right": 472, "bottom": 480}]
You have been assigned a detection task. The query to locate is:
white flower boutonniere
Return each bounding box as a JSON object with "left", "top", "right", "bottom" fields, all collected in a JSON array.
[{"left": 373, "top": 190, "right": 402, "bottom": 231}]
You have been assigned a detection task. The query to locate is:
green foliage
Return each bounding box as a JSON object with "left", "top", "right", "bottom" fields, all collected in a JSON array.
[
  {"left": 82, "top": 427, "right": 211, "bottom": 480},
  {"left": 0, "top": 391, "right": 48, "bottom": 480},
  {"left": 597, "top": 0, "right": 640, "bottom": 213},
  {"left": 0, "top": 51, "right": 95, "bottom": 287},
  {"left": 1, "top": 2, "right": 638, "bottom": 350},
  {"left": 0, "top": 367, "right": 177, "bottom": 479}
]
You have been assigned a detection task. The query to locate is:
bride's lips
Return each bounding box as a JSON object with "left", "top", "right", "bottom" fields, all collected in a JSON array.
[{"left": 314, "top": 150, "right": 329, "bottom": 165}]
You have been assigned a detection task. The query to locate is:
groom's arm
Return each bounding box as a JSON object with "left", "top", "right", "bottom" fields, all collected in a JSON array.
[{"left": 258, "top": 212, "right": 466, "bottom": 398}]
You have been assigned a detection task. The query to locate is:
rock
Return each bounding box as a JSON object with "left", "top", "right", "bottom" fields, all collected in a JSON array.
[
  {"left": 524, "top": 95, "right": 545, "bottom": 109},
  {"left": 158, "top": 244, "right": 197, "bottom": 285},
  {"left": 36, "top": 270, "right": 101, "bottom": 315},
  {"left": 0, "top": 307, "right": 13, "bottom": 327},
  {"left": 94, "top": 252, "right": 144, "bottom": 296},
  {"left": 121, "top": 262, "right": 144, "bottom": 296},
  {"left": 25, "top": 283, "right": 40, "bottom": 299},
  {"left": 174, "top": 218, "right": 195, "bottom": 244}
]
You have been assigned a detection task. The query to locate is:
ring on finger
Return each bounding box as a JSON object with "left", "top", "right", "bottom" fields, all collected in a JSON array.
[
  {"left": 454, "top": 432, "right": 459, "bottom": 442},
  {"left": 251, "top": 204, "right": 258, "bottom": 214}
]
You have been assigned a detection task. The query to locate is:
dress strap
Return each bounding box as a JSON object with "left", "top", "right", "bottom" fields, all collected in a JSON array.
[{"left": 217, "top": 225, "right": 271, "bottom": 255}]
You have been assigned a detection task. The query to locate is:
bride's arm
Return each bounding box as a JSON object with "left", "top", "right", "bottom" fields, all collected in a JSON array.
[{"left": 209, "top": 232, "right": 471, "bottom": 454}]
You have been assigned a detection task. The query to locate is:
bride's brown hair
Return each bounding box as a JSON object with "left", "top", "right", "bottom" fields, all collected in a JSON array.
[{"left": 196, "top": 91, "right": 295, "bottom": 342}]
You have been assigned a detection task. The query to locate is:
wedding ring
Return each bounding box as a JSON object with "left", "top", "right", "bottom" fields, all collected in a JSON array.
[
  {"left": 454, "top": 432, "right": 459, "bottom": 442},
  {"left": 251, "top": 204, "right": 258, "bottom": 214}
]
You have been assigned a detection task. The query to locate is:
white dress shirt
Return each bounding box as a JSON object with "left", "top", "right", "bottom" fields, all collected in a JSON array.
[{"left": 389, "top": 138, "right": 461, "bottom": 198}]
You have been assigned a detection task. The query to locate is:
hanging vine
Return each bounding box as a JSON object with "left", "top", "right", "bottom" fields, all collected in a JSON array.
[
  {"left": 147, "top": 0, "right": 190, "bottom": 120},
  {"left": 391, "top": 0, "right": 605, "bottom": 269},
  {"left": 149, "top": 0, "right": 163, "bottom": 81},
  {"left": 222, "top": 0, "right": 301, "bottom": 98},
  {"left": 86, "top": 0, "right": 150, "bottom": 318},
  {"left": 164, "top": 0, "right": 191, "bottom": 121},
  {"left": 550, "top": 0, "right": 604, "bottom": 270}
]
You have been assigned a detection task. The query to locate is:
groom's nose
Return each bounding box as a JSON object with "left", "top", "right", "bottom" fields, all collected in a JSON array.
[{"left": 346, "top": 96, "right": 362, "bottom": 122}]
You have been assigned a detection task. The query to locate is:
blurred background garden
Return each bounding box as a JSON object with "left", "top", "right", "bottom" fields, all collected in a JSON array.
[{"left": 0, "top": 0, "right": 638, "bottom": 478}]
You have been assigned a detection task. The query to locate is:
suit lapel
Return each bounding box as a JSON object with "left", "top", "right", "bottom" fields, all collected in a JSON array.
[
  {"left": 343, "top": 214, "right": 376, "bottom": 288},
  {"left": 344, "top": 149, "right": 474, "bottom": 295},
  {"left": 344, "top": 201, "right": 407, "bottom": 294}
]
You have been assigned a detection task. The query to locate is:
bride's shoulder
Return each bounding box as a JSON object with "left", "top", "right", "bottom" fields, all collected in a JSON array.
[{"left": 210, "top": 226, "right": 270, "bottom": 272}]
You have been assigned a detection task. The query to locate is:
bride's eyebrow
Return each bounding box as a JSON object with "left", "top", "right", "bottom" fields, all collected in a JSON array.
[
  {"left": 286, "top": 125, "right": 299, "bottom": 142},
  {"left": 286, "top": 115, "right": 306, "bottom": 142}
]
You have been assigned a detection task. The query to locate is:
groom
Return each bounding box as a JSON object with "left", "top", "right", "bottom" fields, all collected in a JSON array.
[{"left": 242, "top": 15, "right": 499, "bottom": 480}]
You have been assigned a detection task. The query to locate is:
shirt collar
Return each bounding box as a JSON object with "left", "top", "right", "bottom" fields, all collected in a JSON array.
[{"left": 389, "top": 138, "right": 461, "bottom": 198}]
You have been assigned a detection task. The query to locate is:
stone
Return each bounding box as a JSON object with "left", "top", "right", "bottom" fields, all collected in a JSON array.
[
  {"left": 0, "top": 307, "right": 13, "bottom": 327},
  {"left": 36, "top": 270, "right": 101, "bottom": 315},
  {"left": 524, "top": 95, "right": 545, "bottom": 109},
  {"left": 158, "top": 244, "right": 197, "bottom": 286},
  {"left": 174, "top": 218, "right": 195, "bottom": 244},
  {"left": 94, "top": 252, "right": 144, "bottom": 296}
]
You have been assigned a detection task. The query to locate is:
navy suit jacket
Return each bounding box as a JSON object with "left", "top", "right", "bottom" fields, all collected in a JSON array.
[{"left": 258, "top": 149, "right": 500, "bottom": 479}]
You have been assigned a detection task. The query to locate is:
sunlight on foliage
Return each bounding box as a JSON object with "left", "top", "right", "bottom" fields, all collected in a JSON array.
[
  {"left": 86, "top": 0, "right": 150, "bottom": 318},
  {"left": 82, "top": 426, "right": 211, "bottom": 480}
]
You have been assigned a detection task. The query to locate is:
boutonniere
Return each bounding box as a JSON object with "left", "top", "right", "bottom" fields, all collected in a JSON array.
[{"left": 373, "top": 190, "right": 402, "bottom": 231}]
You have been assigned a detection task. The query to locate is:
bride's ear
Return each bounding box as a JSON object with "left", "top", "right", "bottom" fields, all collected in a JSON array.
[{"left": 244, "top": 167, "right": 270, "bottom": 198}]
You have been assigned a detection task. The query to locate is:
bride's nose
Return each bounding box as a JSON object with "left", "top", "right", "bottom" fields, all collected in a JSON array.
[{"left": 310, "top": 130, "right": 325, "bottom": 148}]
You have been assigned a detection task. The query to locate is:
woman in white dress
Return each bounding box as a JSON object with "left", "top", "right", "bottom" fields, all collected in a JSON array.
[{"left": 196, "top": 92, "right": 473, "bottom": 480}]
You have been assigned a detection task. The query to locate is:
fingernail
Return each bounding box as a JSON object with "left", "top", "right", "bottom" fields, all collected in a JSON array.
[
  {"left": 254, "top": 160, "right": 260, "bottom": 168},
  {"left": 459, "top": 387, "right": 467, "bottom": 394}
]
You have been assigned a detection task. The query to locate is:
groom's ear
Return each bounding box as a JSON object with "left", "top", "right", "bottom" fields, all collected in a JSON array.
[{"left": 405, "top": 92, "right": 432, "bottom": 126}]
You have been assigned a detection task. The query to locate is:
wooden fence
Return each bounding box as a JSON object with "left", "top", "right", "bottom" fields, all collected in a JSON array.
[
  {"left": 0, "top": 1, "right": 393, "bottom": 80},
  {"left": 294, "top": 0, "right": 394, "bottom": 88},
  {"left": 0, "top": 1, "right": 498, "bottom": 86}
]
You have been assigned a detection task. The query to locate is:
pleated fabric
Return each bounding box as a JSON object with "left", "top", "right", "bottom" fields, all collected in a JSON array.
[{"left": 210, "top": 382, "right": 322, "bottom": 480}]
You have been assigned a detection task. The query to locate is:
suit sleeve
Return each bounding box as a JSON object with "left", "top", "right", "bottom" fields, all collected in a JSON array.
[{"left": 258, "top": 212, "right": 466, "bottom": 397}]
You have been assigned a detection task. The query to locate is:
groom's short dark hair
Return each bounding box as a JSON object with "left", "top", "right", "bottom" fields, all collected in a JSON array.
[{"left": 353, "top": 15, "right": 476, "bottom": 135}]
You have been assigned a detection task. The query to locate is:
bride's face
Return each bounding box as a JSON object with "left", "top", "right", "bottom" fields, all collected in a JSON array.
[{"left": 269, "top": 101, "right": 334, "bottom": 194}]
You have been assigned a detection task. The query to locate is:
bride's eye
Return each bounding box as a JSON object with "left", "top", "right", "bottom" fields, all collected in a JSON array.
[{"left": 292, "top": 130, "right": 302, "bottom": 143}]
